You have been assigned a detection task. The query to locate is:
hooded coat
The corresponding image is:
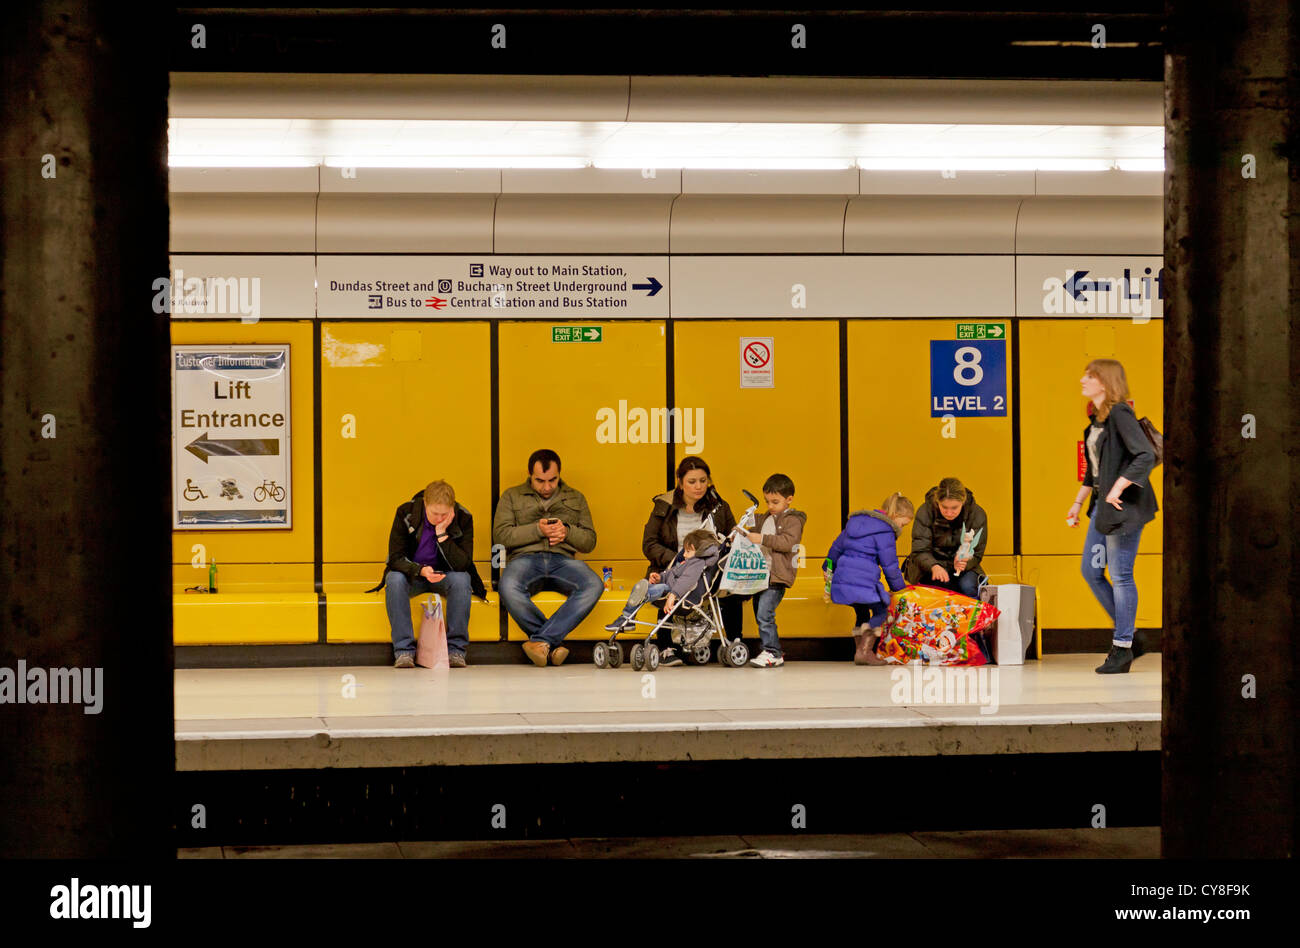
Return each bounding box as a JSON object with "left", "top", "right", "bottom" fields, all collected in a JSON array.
[
  {"left": 365, "top": 488, "right": 488, "bottom": 600},
  {"left": 827, "top": 510, "right": 906, "bottom": 607},
  {"left": 905, "top": 486, "right": 989, "bottom": 583}
]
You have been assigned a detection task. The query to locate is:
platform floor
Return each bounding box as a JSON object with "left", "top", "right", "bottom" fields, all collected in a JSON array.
[
  {"left": 179, "top": 827, "right": 1160, "bottom": 859},
  {"left": 175, "top": 653, "right": 1160, "bottom": 770}
]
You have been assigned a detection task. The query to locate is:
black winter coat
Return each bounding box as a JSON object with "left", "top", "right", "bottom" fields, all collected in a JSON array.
[
  {"left": 641, "top": 486, "right": 737, "bottom": 579},
  {"left": 905, "top": 487, "right": 989, "bottom": 582},
  {"left": 365, "top": 488, "right": 488, "bottom": 599},
  {"left": 1082, "top": 402, "right": 1158, "bottom": 535}
]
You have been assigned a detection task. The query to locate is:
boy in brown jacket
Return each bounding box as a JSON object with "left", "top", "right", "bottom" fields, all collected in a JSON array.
[{"left": 744, "top": 474, "right": 806, "bottom": 667}]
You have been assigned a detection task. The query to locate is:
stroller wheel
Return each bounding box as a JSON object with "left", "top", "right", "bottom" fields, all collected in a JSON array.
[
  {"left": 631, "top": 644, "right": 645, "bottom": 671},
  {"left": 609, "top": 641, "right": 624, "bottom": 668},
  {"left": 726, "top": 640, "right": 749, "bottom": 668},
  {"left": 645, "top": 643, "right": 660, "bottom": 672},
  {"left": 592, "top": 641, "right": 609, "bottom": 669},
  {"left": 719, "top": 644, "right": 733, "bottom": 667},
  {"left": 691, "top": 643, "right": 711, "bottom": 665}
]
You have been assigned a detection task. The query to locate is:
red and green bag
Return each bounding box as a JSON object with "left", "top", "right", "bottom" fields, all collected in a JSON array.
[{"left": 876, "top": 584, "right": 1000, "bottom": 666}]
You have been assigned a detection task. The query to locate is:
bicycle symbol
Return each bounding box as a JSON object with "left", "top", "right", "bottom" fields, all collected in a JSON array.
[
  {"left": 182, "top": 478, "right": 208, "bottom": 501},
  {"left": 253, "top": 479, "right": 286, "bottom": 503}
]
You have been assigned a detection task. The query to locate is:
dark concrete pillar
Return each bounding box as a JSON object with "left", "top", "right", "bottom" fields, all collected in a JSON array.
[
  {"left": 1163, "top": 0, "right": 1297, "bottom": 857},
  {"left": 0, "top": 2, "right": 172, "bottom": 856}
]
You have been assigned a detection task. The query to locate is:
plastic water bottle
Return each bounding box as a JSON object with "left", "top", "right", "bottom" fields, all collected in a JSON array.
[{"left": 208, "top": 558, "right": 218, "bottom": 593}]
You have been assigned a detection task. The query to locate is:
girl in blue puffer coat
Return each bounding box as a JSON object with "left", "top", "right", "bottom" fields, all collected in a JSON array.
[{"left": 824, "top": 493, "right": 915, "bottom": 665}]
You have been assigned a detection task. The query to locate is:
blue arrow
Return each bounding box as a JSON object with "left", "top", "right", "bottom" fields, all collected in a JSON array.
[
  {"left": 632, "top": 276, "right": 663, "bottom": 297},
  {"left": 1064, "top": 270, "right": 1112, "bottom": 300}
]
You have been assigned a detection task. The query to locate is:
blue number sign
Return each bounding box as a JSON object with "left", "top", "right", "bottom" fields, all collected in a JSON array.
[{"left": 929, "top": 340, "right": 1007, "bottom": 417}]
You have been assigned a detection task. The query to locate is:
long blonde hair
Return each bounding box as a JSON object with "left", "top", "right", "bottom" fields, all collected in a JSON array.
[{"left": 1085, "top": 358, "right": 1130, "bottom": 422}]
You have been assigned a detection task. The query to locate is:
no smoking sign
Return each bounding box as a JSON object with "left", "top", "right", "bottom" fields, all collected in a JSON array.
[{"left": 740, "top": 336, "right": 774, "bottom": 388}]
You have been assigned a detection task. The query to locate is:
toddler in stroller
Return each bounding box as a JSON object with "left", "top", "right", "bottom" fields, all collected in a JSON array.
[
  {"left": 605, "top": 529, "right": 721, "bottom": 633},
  {"left": 592, "top": 491, "right": 761, "bottom": 671}
]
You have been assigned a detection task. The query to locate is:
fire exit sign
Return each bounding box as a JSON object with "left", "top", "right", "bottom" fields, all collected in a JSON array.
[
  {"left": 552, "top": 326, "right": 602, "bottom": 342},
  {"left": 956, "top": 323, "right": 1006, "bottom": 340}
]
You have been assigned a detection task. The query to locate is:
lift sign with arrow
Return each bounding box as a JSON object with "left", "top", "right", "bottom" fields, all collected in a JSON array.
[
  {"left": 185, "top": 432, "right": 282, "bottom": 463},
  {"left": 1064, "top": 270, "right": 1112, "bottom": 301}
]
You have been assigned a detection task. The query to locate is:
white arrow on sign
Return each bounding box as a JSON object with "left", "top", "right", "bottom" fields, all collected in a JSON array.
[
  {"left": 584, "top": 329, "right": 600, "bottom": 340},
  {"left": 989, "top": 325, "right": 1004, "bottom": 338}
]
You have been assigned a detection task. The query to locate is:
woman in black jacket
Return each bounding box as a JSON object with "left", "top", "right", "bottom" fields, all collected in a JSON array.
[
  {"left": 641, "top": 455, "right": 740, "bottom": 665},
  {"left": 1066, "top": 359, "right": 1158, "bottom": 674}
]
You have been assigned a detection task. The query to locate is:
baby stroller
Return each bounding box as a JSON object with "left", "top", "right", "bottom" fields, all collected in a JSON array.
[{"left": 592, "top": 489, "right": 759, "bottom": 671}]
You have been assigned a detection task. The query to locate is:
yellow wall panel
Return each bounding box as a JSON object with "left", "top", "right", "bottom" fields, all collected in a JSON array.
[
  {"left": 1019, "top": 319, "right": 1163, "bottom": 554},
  {"left": 1021, "top": 553, "right": 1162, "bottom": 629},
  {"left": 169, "top": 320, "right": 316, "bottom": 574},
  {"left": 321, "top": 321, "right": 492, "bottom": 564},
  {"left": 497, "top": 321, "right": 666, "bottom": 560},
  {"left": 673, "top": 320, "right": 841, "bottom": 561},
  {"left": 847, "top": 321, "right": 1014, "bottom": 561}
]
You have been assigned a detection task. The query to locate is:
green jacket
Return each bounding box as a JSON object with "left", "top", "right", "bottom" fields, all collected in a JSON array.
[{"left": 492, "top": 478, "right": 598, "bottom": 558}]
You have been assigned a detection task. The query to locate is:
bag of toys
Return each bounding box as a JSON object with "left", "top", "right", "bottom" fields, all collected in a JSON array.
[{"left": 876, "top": 584, "right": 1000, "bottom": 666}]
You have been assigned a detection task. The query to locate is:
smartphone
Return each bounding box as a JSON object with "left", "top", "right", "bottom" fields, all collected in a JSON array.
[{"left": 542, "top": 518, "right": 559, "bottom": 525}]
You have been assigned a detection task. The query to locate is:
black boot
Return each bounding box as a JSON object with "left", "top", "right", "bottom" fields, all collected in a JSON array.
[
  {"left": 1095, "top": 645, "right": 1133, "bottom": 674},
  {"left": 1130, "top": 632, "right": 1146, "bottom": 660}
]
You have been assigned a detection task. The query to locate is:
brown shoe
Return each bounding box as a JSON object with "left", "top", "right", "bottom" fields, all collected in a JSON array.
[
  {"left": 522, "top": 640, "right": 550, "bottom": 666},
  {"left": 853, "top": 624, "right": 887, "bottom": 666},
  {"left": 549, "top": 645, "right": 569, "bottom": 666}
]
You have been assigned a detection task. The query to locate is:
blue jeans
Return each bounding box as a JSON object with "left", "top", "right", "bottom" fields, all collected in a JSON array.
[
  {"left": 620, "top": 582, "right": 670, "bottom": 620},
  {"left": 1081, "top": 516, "right": 1143, "bottom": 646},
  {"left": 385, "top": 569, "right": 472, "bottom": 657},
  {"left": 926, "top": 569, "right": 981, "bottom": 599},
  {"left": 750, "top": 585, "right": 788, "bottom": 656},
  {"left": 499, "top": 552, "right": 604, "bottom": 646}
]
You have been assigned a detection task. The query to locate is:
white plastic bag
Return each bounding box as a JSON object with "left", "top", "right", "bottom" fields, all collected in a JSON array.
[{"left": 718, "top": 533, "right": 771, "bottom": 596}]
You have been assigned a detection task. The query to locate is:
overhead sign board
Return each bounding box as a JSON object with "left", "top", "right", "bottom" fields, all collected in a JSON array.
[
  {"left": 318, "top": 256, "right": 669, "bottom": 319},
  {"left": 1016, "top": 256, "right": 1165, "bottom": 319},
  {"left": 172, "top": 345, "right": 292, "bottom": 529}
]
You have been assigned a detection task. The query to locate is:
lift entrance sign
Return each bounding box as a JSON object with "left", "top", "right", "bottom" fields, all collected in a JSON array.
[{"left": 172, "top": 345, "right": 292, "bottom": 529}]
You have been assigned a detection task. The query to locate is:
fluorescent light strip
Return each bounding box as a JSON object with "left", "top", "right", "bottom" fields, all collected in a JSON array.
[
  {"left": 1115, "top": 158, "right": 1165, "bottom": 172},
  {"left": 593, "top": 157, "right": 856, "bottom": 170},
  {"left": 323, "top": 156, "right": 590, "bottom": 169},
  {"left": 168, "top": 155, "right": 318, "bottom": 168},
  {"left": 856, "top": 157, "right": 1119, "bottom": 172}
]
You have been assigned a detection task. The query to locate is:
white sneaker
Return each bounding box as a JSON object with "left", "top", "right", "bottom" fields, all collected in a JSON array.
[{"left": 749, "top": 651, "right": 784, "bottom": 668}]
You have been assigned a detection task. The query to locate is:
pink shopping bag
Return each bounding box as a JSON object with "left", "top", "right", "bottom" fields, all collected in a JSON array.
[{"left": 415, "top": 595, "right": 449, "bottom": 670}]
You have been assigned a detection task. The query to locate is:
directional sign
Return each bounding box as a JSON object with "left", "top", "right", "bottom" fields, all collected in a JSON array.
[
  {"left": 319, "top": 256, "right": 669, "bottom": 319},
  {"left": 552, "top": 326, "right": 603, "bottom": 343},
  {"left": 172, "top": 346, "right": 292, "bottom": 529},
  {"left": 956, "top": 322, "right": 1006, "bottom": 340},
  {"left": 929, "top": 340, "right": 1007, "bottom": 418}
]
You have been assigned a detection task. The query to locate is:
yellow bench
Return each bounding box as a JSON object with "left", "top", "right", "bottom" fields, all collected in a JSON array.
[
  {"left": 173, "top": 563, "right": 317, "bottom": 645},
  {"left": 323, "top": 562, "right": 501, "bottom": 643}
]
